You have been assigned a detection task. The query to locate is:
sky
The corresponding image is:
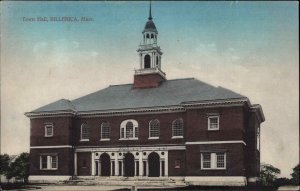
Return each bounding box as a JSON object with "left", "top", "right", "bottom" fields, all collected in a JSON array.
[{"left": 1, "top": 1, "right": 299, "bottom": 178}]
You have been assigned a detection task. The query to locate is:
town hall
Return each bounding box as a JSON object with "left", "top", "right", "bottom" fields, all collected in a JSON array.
[{"left": 25, "top": 3, "right": 264, "bottom": 186}]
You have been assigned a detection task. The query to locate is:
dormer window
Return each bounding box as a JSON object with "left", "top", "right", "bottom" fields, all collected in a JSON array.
[
  {"left": 44, "top": 123, "right": 53, "bottom": 137},
  {"left": 208, "top": 115, "right": 219, "bottom": 130},
  {"left": 120, "top": 119, "right": 138, "bottom": 140}
]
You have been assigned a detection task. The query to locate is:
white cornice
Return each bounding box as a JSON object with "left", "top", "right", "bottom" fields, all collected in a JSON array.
[
  {"left": 185, "top": 140, "right": 246, "bottom": 146},
  {"left": 75, "top": 145, "right": 186, "bottom": 152},
  {"left": 30, "top": 145, "right": 73, "bottom": 149},
  {"left": 25, "top": 98, "right": 250, "bottom": 118}
]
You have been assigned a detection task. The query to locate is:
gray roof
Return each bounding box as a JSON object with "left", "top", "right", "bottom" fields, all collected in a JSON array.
[
  {"left": 32, "top": 99, "right": 76, "bottom": 113},
  {"left": 30, "top": 78, "right": 246, "bottom": 113}
]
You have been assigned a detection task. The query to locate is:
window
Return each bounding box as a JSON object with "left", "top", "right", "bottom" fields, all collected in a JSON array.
[
  {"left": 175, "top": 160, "right": 181, "bottom": 169},
  {"left": 208, "top": 116, "right": 219, "bottom": 130},
  {"left": 40, "top": 155, "right": 58, "bottom": 170},
  {"left": 101, "top": 122, "right": 110, "bottom": 140},
  {"left": 149, "top": 119, "right": 160, "bottom": 138},
  {"left": 81, "top": 123, "right": 89, "bottom": 141},
  {"left": 144, "top": 55, "right": 151, "bottom": 68},
  {"left": 120, "top": 119, "right": 138, "bottom": 140},
  {"left": 201, "top": 152, "right": 226, "bottom": 170},
  {"left": 44, "top": 124, "right": 53, "bottom": 137},
  {"left": 257, "top": 127, "right": 260, "bottom": 151},
  {"left": 172, "top": 118, "right": 184, "bottom": 138}
]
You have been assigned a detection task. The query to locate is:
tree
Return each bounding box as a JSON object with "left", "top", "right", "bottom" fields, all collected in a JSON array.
[
  {"left": 260, "top": 163, "right": 281, "bottom": 187},
  {"left": 291, "top": 164, "right": 299, "bottom": 185},
  {"left": 0, "top": 154, "right": 10, "bottom": 175},
  {"left": 7, "top": 153, "right": 30, "bottom": 183}
]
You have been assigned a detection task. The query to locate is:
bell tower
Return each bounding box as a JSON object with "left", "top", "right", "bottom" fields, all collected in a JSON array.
[{"left": 134, "top": 1, "right": 166, "bottom": 89}]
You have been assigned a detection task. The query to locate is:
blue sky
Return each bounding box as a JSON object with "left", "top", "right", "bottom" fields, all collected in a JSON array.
[{"left": 1, "top": 1, "right": 299, "bottom": 177}]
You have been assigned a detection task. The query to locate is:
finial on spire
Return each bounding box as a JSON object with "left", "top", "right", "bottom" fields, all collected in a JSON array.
[{"left": 148, "top": 0, "right": 153, "bottom": 20}]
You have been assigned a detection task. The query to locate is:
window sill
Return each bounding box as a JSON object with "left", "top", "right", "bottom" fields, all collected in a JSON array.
[
  {"left": 119, "top": 138, "right": 138, "bottom": 140},
  {"left": 201, "top": 168, "right": 226, "bottom": 170},
  {"left": 40, "top": 169, "right": 58, "bottom": 171},
  {"left": 100, "top": 138, "right": 110, "bottom": 141},
  {"left": 148, "top": 137, "right": 159, "bottom": 140},
  {"left": 207, "top": 129, "right": 219, "bottom": 131},
  {"left": 172, "top": 136, "right": 183, "bottom": 139},
  {"left": 80, "top": 139, "right": 90, "bottom": 142}
]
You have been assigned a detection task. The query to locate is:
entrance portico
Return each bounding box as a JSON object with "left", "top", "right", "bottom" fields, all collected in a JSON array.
[{"left": 74, "top": 146, "right": 186, "bottom": 177}]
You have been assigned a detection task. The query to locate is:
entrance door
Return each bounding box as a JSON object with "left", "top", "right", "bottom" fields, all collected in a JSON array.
[
  {"left": 124, "top": 153, "right": 135, "bottom": 177},
  {"left": 148, "top": 152, "right": 160, "bottom": 177},
  {"left": 100, "top": 153, "right": 111, "bottom": 176}
]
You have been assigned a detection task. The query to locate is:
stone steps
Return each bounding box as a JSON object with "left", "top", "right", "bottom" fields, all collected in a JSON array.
[{"left": 62, "top": 176, "right": 186, "bottom": 187}]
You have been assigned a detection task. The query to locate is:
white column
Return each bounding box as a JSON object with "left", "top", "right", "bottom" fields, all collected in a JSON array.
[
  {"left": 74, "top": 152, "right": 77, "bottom": 176},
  {"left": 160, "top": 160, "right": 163, "bottom": 177},
  {"left": 134, "top": 161, "right": 137, "bottom": 176},
  {"left": 121, "top": 160, "right": 124, "bottom": 176},
  {"left": 111, "top": 161, "right": 113, "bottom": 176},
  {"left": 139, "top": 152, "right": 143, "bottom": 177},
  {"left": 115, "top": 154, "right": 119, "bottom": 176},
  {"left": 91, "top": 152, "right": 95, "bottom": 176},
  {"left": 165, "top": 152, "right": 168, "bottom": 176},
  {"left": 99, "top": 161, "right": 101, "bottom": 176},
  {"left": 152, "top": 52, "right": 154, "bottom": 68},
  {"left": 146, "top": 161, "right": 149, "bottom": 176},
  {"left": 140, "top": 54, "right": 143, "bottom": 69}
]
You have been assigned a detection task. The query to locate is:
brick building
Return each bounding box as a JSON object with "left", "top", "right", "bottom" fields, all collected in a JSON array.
[{"left": 25, "top": 4, "right": 264, "bottom": 186}]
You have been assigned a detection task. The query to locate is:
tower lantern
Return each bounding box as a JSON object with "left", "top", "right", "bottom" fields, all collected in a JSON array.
[{"left": 134, "top": 1, "right": 166, "bottom": 89}]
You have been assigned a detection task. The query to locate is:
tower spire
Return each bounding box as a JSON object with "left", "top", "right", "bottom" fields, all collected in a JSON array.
[{"left": 148, "top": 0, "right": 152, "bottom": 20}]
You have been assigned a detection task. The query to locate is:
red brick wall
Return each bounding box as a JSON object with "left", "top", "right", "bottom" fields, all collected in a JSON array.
[
  {"left": 29, "top": 148, "right": 73, "bottom": 175},
  {"left": 30, "top": 117, "right": 73, "bottom": 146},
  {"left": 185, "top": 144, "right": 246, "bottom": 176},
  {"left": 77, "top": 152, "right": 91, "bottom": 176},
  {"left": 74, "top": 112, "right": 186, "bottom": 147},
  {"left": 168, "top": 150, "right": 186, "bottom": 176},
  {"left": 185, "top": 107, "right": 245, "bottom": 142},
  {"left": 133, "top": 73, "right": 165, "bottom": 88},
  {"left": 245, "top": 111, "right": 261, "bottom": 177}
]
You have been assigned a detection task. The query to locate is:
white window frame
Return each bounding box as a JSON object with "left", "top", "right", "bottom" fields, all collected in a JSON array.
[
  {"left": 40, "top": 155, "right": 58, "bottom": 170},
  {"left": 119, "top": 119, "right": 139, "bottom": 140},
  {"left": 44, "top": 124, "right": 54, "bottom": 137},
  {"left": 208, "top": 115, "right": 220, "bottom": 131},
  {"left": 172, "top": 118, "right": 184, "bottom": 139},
  {"left": 148, "top": 119, "right": 160, "bottom": 139},
  {"left": 80, "top": 123, "right": 89, "bottom": 141},
  {"left": 100, "top": 122, "right": 110, "bottom": 141},
  {"left": 201, "top": 152, "right": 226, "bottom": 170}
]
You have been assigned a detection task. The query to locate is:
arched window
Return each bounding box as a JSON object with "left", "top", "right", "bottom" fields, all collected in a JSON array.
[
  {"left": 146, "top": 33, "right": 150, "bottom": 39},
  {"left": 101, "top": 122, "right": 110, "bottom": 140},
  {"left": 81, "top": 123, "right": 89, "bottom": 141},
  {"left": 151, "top": 34, "right": 154, "bottom": 39},
  {"left": 144, "top": 55, "right": 151, "bottom": 69},
  {"left": 120, "top": 119, "right": 138, "bottom": 140},
  {"left": 149, "top": 119, "right": 160, "bottom": 138},
  {"left": 172, "top": 118, "right": 184, "bottom": 138},
  {"left": 156, "top": 56, "right": 159, "bottom": 66}
]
